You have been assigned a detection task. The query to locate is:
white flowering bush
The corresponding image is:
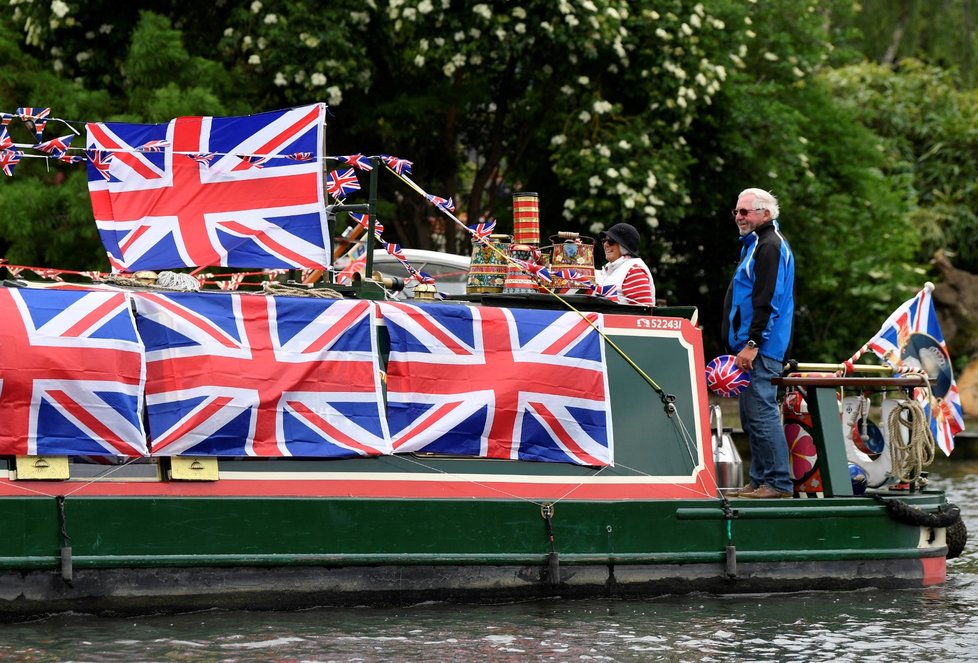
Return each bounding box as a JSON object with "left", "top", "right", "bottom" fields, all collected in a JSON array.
[{"left": 3, "top": 0, "right": 931, "bottom": 358}]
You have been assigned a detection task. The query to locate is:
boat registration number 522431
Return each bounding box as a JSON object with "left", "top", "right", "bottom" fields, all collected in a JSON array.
[{"left": 634, "top": 318, "right": 683, "bottom": 331}]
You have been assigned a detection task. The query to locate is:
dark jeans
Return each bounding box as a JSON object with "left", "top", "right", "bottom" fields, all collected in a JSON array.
[{"left": 739, "top": 354, "right": 792, "bottom": 493}]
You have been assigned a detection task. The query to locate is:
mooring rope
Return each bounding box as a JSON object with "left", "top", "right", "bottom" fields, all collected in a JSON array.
[
  {"left": 261, "top": 280, "right": 344, "bottom": 298},
  {"left": 886, "top": 399, "right": 936, "bottom": 485}
]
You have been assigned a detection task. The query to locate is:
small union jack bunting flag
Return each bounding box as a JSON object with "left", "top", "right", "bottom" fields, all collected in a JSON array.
[
  {"left": 16, "top": 107, "right": 50, "bottom": 142},
  {"left": 0, "top": 149, "right": 23, "bottom": 176},
  {"left": 381, "top": 154, "right": 413, "bottom": 176},
  {"left": 336, "top": 153, "right": 373, "bottom": 171},
  {"left": 34, "top": 134, "right": 74, "bottom": 159},
  {"left": 326, "top": 167, "right": 361, "bottom": 199}
]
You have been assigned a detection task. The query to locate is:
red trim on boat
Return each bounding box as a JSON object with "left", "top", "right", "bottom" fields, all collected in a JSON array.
[
  {"left": 921, "top": 555, "right": 946, "bottom": 586},
  {"left": 0, "top": 474, "right": 715, "bottom": 500}
]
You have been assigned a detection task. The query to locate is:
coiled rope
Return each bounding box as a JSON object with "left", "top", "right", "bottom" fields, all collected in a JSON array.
[
  {"left": 885, "top": 399, "right": 936, "bottom": 484},
  {"left": 261, "top": 281, "right": 344, "bottom": 298}
]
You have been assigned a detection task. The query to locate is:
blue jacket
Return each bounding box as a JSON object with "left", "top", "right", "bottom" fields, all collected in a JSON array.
[{"left": 722, "top": 220, "right": 794, "bottom": 362}]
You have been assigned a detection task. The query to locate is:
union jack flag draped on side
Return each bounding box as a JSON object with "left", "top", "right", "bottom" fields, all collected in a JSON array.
[
  {"left": 133, "top": 292, "right": 389, "bottom": 457},
  {"left": 0, "top": 287, "right": 147, "bottom": 456},
  {"left": 86, "top": 104, "right": 330, "bottom": 273},
  {"left": 859, "top": 284, "right": 965, "bottom": 455},
  {"left": 380, "top": 302, "right": 613, "bottom": 466}
]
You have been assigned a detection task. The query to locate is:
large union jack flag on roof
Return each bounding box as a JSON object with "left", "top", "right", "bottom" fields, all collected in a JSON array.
[
  {"left": 133, "top": 292, "right": 389, "bottom": 457},
  {"left": 380, "top": 302, "right": 613, "bottom": 466},
  {"left": 0, "top": 287, "right": 147, "bottom": 456},
  {"left": 86, "top": 104, "right": 330, "bottom": 273}
]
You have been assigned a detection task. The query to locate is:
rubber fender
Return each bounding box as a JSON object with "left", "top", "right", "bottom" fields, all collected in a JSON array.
[
  {"left": 947, "top": 515, "right": 968, "bottom": 560},
  {"left": 877, "top": 497, "right": 962, "bottom": 529}
]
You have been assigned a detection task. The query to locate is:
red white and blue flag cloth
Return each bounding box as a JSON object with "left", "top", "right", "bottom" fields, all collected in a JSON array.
[
  {"left": 86, "top": 104, "right": 330, "bottom": 273},
  {"left": 379, "top": 302, "right": 613, "bottom": 466},
  {"left": 133, "top": 292, "right": 389, "bottom": 457},
  {"left": 0, "top": 287, "right": 147, "bottom": 456},
  {"left": 859, "top": 284, "right": 965, "bottom": 455}
]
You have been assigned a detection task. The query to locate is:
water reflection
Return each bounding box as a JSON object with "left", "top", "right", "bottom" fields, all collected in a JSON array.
[{"left": 0, "top": 461, "right": 974, "bottom": 662}]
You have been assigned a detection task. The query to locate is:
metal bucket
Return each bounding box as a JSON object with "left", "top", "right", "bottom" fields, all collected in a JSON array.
[
  {"left": 548, "top": 232, "right": 595, "bottom": 292},
  {"left": 466, "top": 234, "right": 511, "bottom": 294}
]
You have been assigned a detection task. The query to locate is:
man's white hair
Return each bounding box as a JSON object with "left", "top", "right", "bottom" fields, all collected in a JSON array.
[{"left": 739, "top": 188, "right": 780, "bottom": 219}]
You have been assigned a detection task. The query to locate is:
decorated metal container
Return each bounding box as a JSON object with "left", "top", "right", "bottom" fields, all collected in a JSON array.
[
  {"left": 548, "top": 232, "right": 595, "bottom": 293},
  {"left": 466, "top": 234, "right": 511, "bottom": 294},
  {"left": 512, "top": 192, "right": 540, "bottom": 245},
  {"left": 502, "top": 243, "right": 540, "bottom": 294}
]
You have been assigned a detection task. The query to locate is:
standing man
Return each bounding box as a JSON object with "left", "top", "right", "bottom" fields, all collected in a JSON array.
[
  {"left": 722, "top": 188, "right": 795, "bottom": 499},
  {"left": 598, "top": 222, "right": 655, "bottom": 305}
]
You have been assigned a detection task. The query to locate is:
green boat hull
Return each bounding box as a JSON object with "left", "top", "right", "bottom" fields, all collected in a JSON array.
[{"left": 0, "top": 490, "right": 949, "bottom": 616}]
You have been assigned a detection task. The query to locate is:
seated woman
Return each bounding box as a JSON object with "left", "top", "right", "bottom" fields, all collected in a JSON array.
[{"left": 598, "top": 222, "right": 655, "bottom": 305}]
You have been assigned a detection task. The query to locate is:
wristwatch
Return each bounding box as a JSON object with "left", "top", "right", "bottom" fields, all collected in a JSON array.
[{"left": 746, "top": 339, "right": 759, "bottom": 350}]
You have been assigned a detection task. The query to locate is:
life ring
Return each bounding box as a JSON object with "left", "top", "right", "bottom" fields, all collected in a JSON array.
[{"left": 841, "top": 396, "right": 908, "bottom": 489}]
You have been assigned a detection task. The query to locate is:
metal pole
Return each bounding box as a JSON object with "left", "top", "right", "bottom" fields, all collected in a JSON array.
[
  {"left": 789, "top": 362, "right": 895, "bottom": 375},
  {"left": 365, "top": 156, "right": 380, "bottom": 280}
]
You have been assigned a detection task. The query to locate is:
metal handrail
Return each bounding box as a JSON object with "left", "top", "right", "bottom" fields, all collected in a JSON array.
[{"left": 774, "top": 375, "right": 931, "bottom": 388}]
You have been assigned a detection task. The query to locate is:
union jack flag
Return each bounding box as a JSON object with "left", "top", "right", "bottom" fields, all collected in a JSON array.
[
  {"left": 16, "top": 107, "right": 50, "bottom": 142},
  {"left": 425, "top": 194, "right": 455, "bottom": 212},
  {"left": 383, "top": 241, "right": 406, "bottom": 261},
  {"left": 86, "top": 104, "right": 330, "bottom": 273},
  {"left": 336, "top": 153, "right": 373, "bottom": 171},
  {"left": 0, "top": 128, "right": 12, "bottom": 150},
  {"left": 0, "top": 287, "right": 147, "bottom": 456},
  {"left": 326, "top": 167, "right": 361, "bottom": 199},
  {"left": 413, "top": 270, "right": 435, "bottom": 285},
  {"left": 350, "top": 212, "right": 384, "bottom": 237},
  {"left": 589, "top": 283, "right": 618, "bottom": 299},
  {"left": 133, "top": 292, "right": 389, "bottom": 457},
  {"left": 380, "top": 302, "right": 613, "bottom": 466},
  {"left": 468, "top": 219, "right": 496, "bottom": 241},
  {"left": 34, "top": 134, "right": 73, "bottom": 158},
  {"left": 187, "top": 152, "right": 215, "bottom": 165},
  {"left": 381, "top": 154, "right": 413, "bottom": 176},
  {"left": 0, "top": 149, "right": 22, "bottom": 176},
  {"left": 859, "top": 285, "right": 965, "bottom": 455},
  {"left": 85, "top": 149, "right": 113, "bottom": 180},
  {"left": 286, "top": 152, "right": 313, "bottom": 162},
  {"left": 238, "top": 154, "right": 269, "bottom": 169},
  {"left": 512, "top": 258, "right": 552, "bottom": 283},
  {"left": 137, "top": 139, "right": 171, "bottom": 152}
]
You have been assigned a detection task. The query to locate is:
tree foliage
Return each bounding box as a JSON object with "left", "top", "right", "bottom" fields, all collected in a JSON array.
[{"left": 0, "top": 1, "right": 975, "bottom": 362}]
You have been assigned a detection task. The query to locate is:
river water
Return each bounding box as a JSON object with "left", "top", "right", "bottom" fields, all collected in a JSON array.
[{"left": 1, "top": 459, "right": 976, "bottom": 662}]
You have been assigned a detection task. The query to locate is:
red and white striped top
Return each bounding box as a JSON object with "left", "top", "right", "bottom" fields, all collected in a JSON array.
[
  {"left": 619, "top": 264, "right": 655, "bottom": 305},
  {"left": 599, "top": 257, "right": 655, "bottom": 306}
]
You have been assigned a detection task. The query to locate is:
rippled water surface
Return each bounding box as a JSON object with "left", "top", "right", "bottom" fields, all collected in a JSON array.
[{"left": 2, "top": 460, "right": 976, "bottom": 662}]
